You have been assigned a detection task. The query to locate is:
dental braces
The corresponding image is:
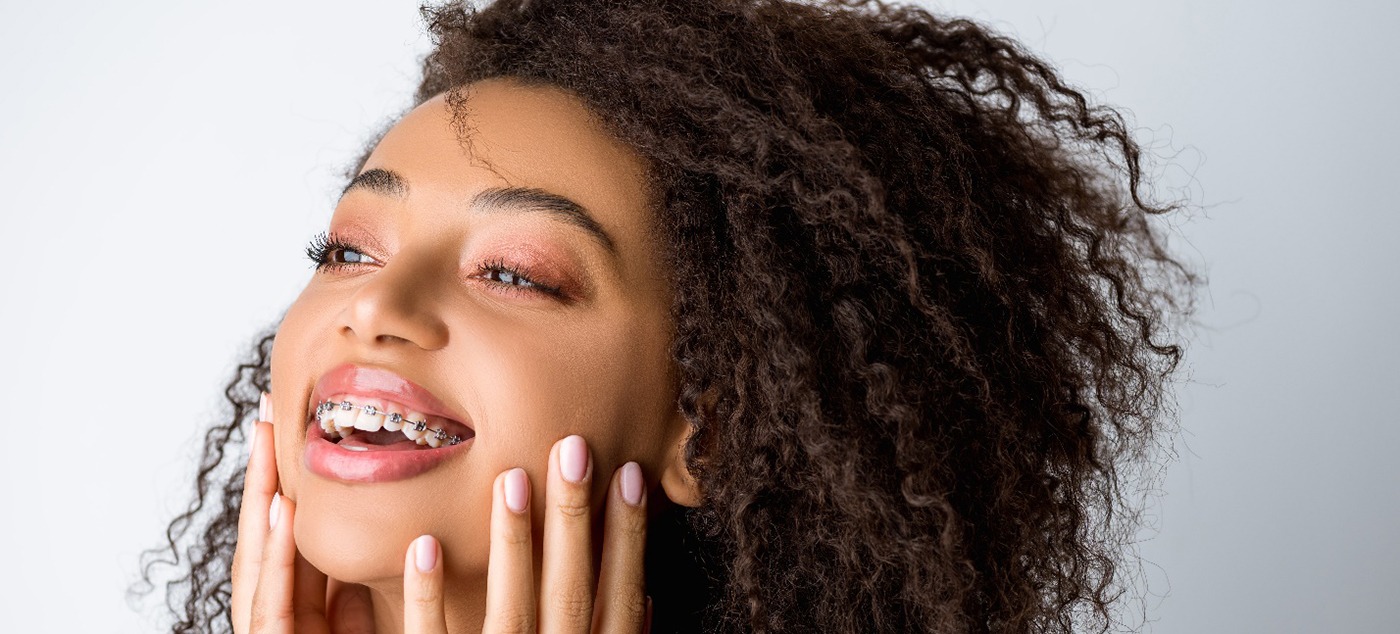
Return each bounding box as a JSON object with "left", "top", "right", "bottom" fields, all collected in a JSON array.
[{"left": 316, "top": 399, "right": 464, "bottom": 446}]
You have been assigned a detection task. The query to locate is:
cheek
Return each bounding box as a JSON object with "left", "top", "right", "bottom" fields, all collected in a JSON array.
[
  {"left": 468, "top": 310, "right": 676, "bottom": 482},
  {"left": 267, "top": 288, "right": 336, "bottom": 501}
]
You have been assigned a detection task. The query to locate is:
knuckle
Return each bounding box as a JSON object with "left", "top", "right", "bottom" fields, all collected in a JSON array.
[
  {"left": 410, "top": 578, "right": 442, "bottom": 610},
  {"left": 494, "top": 608, "right": 534, "bottom": 634},
  {"left": 411, "top": 592, "right": 441, "bottom": 610},
  {"left": 617, "top": 511, "right": 647, "bottom": 540},
  {"left": 611, "top": 583, "right": 647, "bottom": 619},
  {"left": 501, "top": 524, "right": 533, "bottom": 547},
  {"left": 550, "top": 585, "right": 594, "bottom": 620},
  {"left": 553, "top": 496, "right": 590, "bottom": 519}
]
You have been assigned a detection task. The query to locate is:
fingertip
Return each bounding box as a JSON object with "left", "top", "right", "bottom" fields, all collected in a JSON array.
[
  {"left": 619, "top": 461, "right": 644, "bottom": 508},
  {"left": 503, "top": 467, "right": 530, "bottom": 514},
  {"left": 413, "top": 534, "right": 439, "bottom": 573},
  {"left": 403, "top": 534, "right": 449, "bottom": 633},
  {"left": 269, "top": 492, "right": 281, "bottom": 531},
  {"left": 558, "top": 434, "right": 591, "bottom": 484}
]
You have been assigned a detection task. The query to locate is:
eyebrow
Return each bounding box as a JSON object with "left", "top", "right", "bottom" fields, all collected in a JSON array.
[{"left": 341, "top": 168, "right": 618, "bottom": 254}]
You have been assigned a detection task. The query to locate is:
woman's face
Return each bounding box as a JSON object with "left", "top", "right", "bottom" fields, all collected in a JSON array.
[{"left": 267, "top": 78, "right": 689, "bottom": 589}]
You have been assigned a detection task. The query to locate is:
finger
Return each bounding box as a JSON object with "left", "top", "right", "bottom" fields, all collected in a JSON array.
[
  {"left": 232, "top": 395, "right": 278, "bottom": 634},
  {"left": 403, "top": 535, "right": 449, "bottom": 634},
  {"left": 592, "top": 462, "right": 648, "bottom": 634},
  {"left": 483, "top": 468, "right": 535, "bottom": 633},
  {"left": 249, "top": 492, "right": 297, "bottom": 633},
  {"left": 538, "top": 435, "right": 595, "bottom": 634},
  {"left": 292, "top": 549, "right": 329, "bottom": 630}
]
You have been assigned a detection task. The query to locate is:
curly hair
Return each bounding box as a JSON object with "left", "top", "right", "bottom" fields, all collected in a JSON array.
[{"left": 137, "top": 0, "right": 1200, "bottom": 632}]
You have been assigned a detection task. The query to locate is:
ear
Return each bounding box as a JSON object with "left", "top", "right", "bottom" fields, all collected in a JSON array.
[{"left": 658, "top": 409, "right": 702, "bottom": 507}]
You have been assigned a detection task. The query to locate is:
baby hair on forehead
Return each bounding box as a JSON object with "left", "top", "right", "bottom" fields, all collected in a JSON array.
[{"left": 141, "top": 1, "right": 1200, "bottom": 633}]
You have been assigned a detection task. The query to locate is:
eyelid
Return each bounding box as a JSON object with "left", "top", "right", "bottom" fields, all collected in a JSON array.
[
  {"left": 307, "top": 231, "right": 571, "bottom": 301},
  {"left": 470, "top": 258, "right": 564, "bottom": 298},
  {"left": 305, "top": 232, "right": 382, "bottom": 270}
]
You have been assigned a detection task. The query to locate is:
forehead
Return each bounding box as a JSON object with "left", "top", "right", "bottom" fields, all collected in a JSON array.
[{"left": 360, "top": 78, "right": 655, "bottom": 243}]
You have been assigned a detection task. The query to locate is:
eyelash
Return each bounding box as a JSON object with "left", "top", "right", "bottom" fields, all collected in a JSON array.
[{"left": 303, "top": 232, "right": 564, "bottom": 298}]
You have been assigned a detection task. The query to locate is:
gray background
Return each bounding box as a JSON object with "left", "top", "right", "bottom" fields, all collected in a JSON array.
[{"left": 1, "top": 0, "right": 1395, "bottom": 632}]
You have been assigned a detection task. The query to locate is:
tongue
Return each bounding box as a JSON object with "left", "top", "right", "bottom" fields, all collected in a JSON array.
[{"left": 339, "top": 429, "right": 430, "bottom": 452}]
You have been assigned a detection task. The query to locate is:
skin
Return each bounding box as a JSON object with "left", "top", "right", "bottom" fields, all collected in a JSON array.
[{"left": 236, "top": 78, "right": 701, "bottom": 633}]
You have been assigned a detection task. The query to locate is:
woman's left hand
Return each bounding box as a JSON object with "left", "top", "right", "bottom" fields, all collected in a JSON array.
[{"left": 417, "top": 434, "right": 653, "bottom": 634}]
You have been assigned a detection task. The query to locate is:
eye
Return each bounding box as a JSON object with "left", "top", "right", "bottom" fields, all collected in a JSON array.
[
  {"left": 305, "top": 232, "right": 566, "bottom": 299},
  {"left": 474, "top": 258, "right": 563, "bottom": 298},
  {"left": 305, "top": 232, "right": 380, "bottom": 271}
]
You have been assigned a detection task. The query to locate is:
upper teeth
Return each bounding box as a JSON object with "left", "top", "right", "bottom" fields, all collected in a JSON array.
[{"left": 315, "top": 398, "right": 464, "bottom": 447}]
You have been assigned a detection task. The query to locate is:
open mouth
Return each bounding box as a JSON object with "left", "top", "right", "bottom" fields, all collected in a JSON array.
[{"left": 311, "top": 395, "right": 476, "bottom": 451}]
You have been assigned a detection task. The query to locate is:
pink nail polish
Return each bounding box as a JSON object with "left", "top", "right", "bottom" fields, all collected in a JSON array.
[
  {"left": 268, "top": 492, "right": 280, "bottom": 531},
  {"left": 559, "top": 435, "right": 589, "bottom": 483},
  {"left": 414, "top": 535, "right": 438, "bottom": 573},
  {"left": 258, "top": 392, "right": 269, "bottom": 423},
  {"left": 620, "top": 462, "right": 643, "bottom": 507},
  {"left": 504, "top": 468, "right": 529, "bottom": 513}
]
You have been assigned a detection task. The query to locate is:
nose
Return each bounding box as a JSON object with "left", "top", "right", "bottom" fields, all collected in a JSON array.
[{"left": 340, "top": 255, "right": 450, "bottom": 351}]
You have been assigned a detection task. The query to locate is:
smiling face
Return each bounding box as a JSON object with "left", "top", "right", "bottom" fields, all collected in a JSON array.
[{"left": 267, "top": 78, "right": 693, "bottom": 592}]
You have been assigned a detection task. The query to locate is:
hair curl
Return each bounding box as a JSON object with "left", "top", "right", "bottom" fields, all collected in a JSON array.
[{"left": 138, "top": 1, "right": 1200, "bottom": 632}]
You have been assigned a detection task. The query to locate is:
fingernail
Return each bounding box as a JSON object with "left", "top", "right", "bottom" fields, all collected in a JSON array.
[
  {"left": 248, "top": 421, "right": 259, "bottom": 457},
  {"left": 258, "top": 392, "right": 270, "bottom": 423},
  {"left": 620, "top": 462, "right": 643, "bottom": 507},
  {"left": 559, "top": 435, "right": 589, "bottom": 483},
  {"left": 268, "top": 492, "right": 281, "bottom": 531},
  {"left": 504, "top": 468, "right": 529, "bottom": 514},
  {"left": 414, "top": 535, "right": 438, "bottom": 573},
  {"left": 644, "top": 595, "right": 653, "bottom": 634}
]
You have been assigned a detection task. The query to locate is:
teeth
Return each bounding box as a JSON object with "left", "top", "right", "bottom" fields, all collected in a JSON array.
[
  {"left": 383, "top": 409, "right": 404, "bottom": 432},
  {"left": 401, "top": 415, "right": 428, "bottom": 442},
  {"left": 316, "top": 398, "right": 466, "bottom": 447},
  {"left": 332, "top": 402, "right": 357, "bottom": 430},
  {"left": 353, "top": 402, "right": 383, "bottom": 432}
]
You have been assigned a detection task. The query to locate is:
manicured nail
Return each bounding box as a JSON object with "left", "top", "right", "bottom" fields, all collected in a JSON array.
[
  {"left": 268, "top": 492, "right": 281, "bottom": 530},
  {"left": 248, "top": 422, "right": 259, "bottom": 457},
  {"left": 504, "top": 468, "right": 529, "bottom": 514},
  {"left": 620, "top": 462, "right": 643, "bottom": 507},
  {"left": 258, "top": 392, "right": 270, "bottom": 423},
  {"left": 414, "top": 535, "right": 438, "bottom": 573},
  {"left": 559, "top": 435, "right": 589, "bottom": 483}
]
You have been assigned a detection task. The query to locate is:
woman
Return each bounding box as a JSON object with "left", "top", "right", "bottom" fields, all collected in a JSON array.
[{"left": 143, "top": 0, "right": 1198, "bottom": 632}]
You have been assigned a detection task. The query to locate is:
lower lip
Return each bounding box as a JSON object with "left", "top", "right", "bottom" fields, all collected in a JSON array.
[{"left": 303, "top": 425, "right": 472, "bottom": 483}]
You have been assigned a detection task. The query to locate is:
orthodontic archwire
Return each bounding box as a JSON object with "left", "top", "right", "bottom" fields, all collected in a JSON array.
[{"left": 315, "top": 399, "right": 465, "bottom": 446}]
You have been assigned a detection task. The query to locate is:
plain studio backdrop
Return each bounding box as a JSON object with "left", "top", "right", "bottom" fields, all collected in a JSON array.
[{"left": 2, "top": 1, "right": 1396, "bottom": 632}]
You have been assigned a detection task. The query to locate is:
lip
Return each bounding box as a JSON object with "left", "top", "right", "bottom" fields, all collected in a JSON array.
[
  {"left": 303, "top": 363, "right": 473, "bottom": 483},
  {"left": 312, "top": 363, "right": 472, "bottom": 427}
]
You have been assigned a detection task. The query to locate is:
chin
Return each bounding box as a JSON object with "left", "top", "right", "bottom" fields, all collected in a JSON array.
[{"left": 291, "top": 474, "right": 493, "bottom": 586}]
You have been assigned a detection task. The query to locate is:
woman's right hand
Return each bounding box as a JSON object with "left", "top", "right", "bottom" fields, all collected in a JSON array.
[{"left": 230, "top": 393, "right": 654, "bottom": 633}]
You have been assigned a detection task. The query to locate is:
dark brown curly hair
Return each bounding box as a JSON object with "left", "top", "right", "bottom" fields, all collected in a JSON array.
[{"left": 137, "top": 0, "right": 1200, "bottom": 632}]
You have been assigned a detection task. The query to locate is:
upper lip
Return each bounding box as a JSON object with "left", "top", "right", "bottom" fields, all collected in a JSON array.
[{"left": 311, "top": 363, "right": 473, "bottom": 429}]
